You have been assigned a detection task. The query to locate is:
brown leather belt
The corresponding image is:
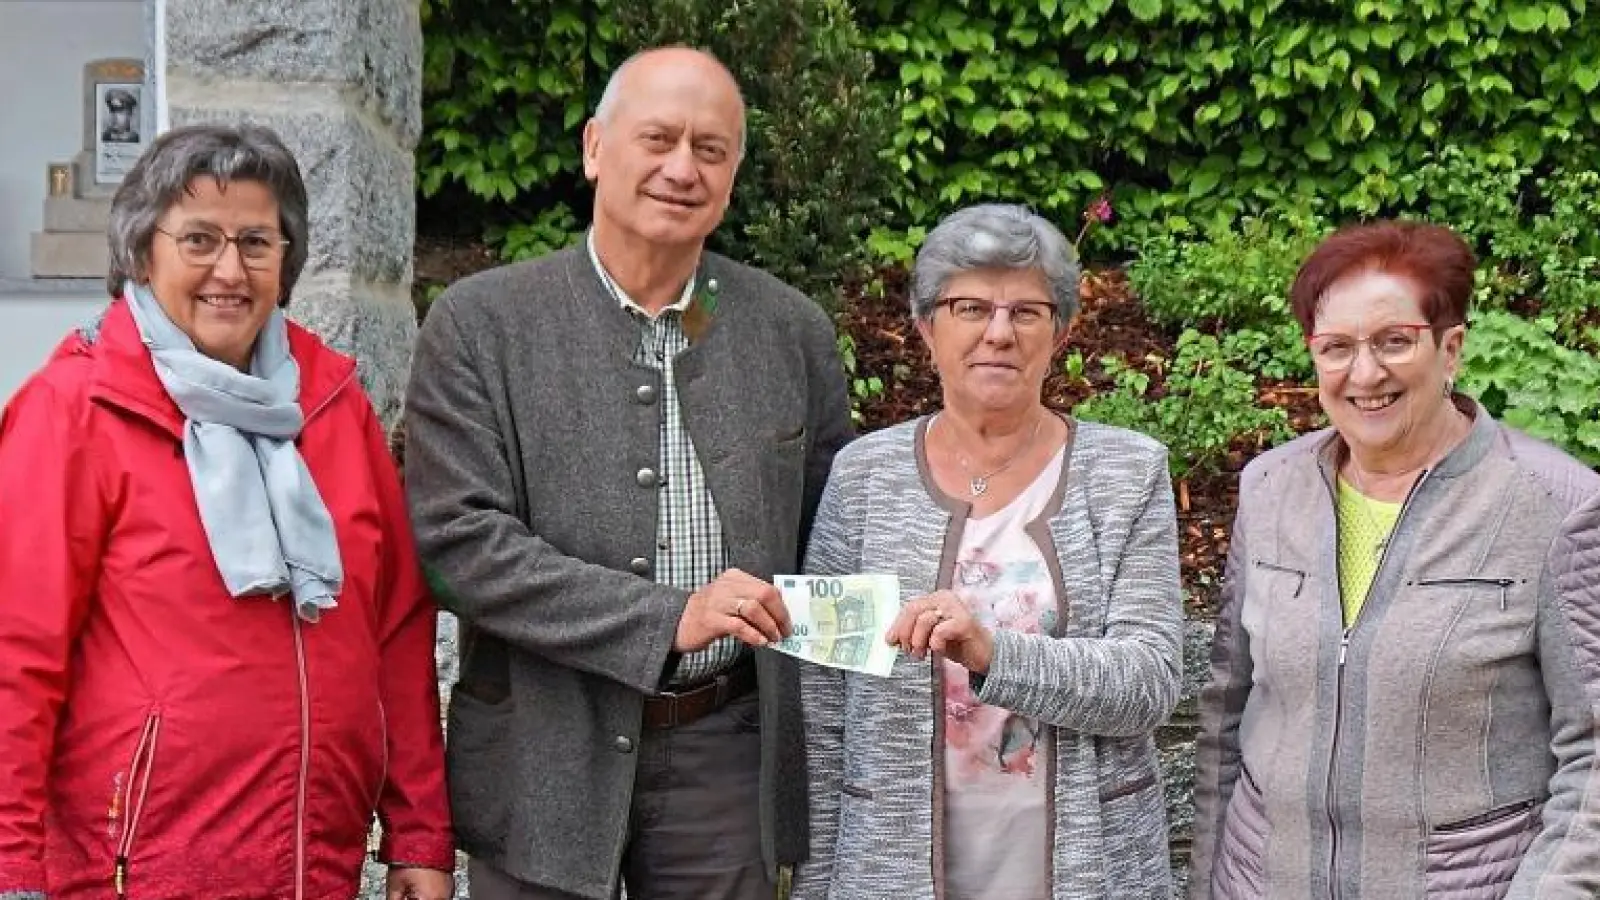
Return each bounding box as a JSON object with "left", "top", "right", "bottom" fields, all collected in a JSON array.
[{"left": 642, "top": 659, "right": 757, "bottom": 730}]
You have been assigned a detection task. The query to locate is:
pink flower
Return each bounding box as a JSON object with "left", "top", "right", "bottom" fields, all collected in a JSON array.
[{"left": 1088, "top": 194, "right": 1115, "bottom": 224}]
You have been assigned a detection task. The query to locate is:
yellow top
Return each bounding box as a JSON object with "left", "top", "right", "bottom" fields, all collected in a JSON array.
[{"left": 1336, "top": 477, "right": 1402, "bottom": 627}]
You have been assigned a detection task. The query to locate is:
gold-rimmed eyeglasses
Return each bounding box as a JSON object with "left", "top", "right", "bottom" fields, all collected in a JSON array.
[
  {"left": 938, "top": 296, "right": 1057, "bottom": 332},
  {"left": 1306, "top": 323, "right": 1433, "bottom": 373},
  {"left": 155, "top": 225, "right": 289, "bottom": 270}
]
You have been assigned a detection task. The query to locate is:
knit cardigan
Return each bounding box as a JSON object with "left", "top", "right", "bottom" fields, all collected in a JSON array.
[{"left": 795, "top": 415, "right": 1183, "bottom": 900}]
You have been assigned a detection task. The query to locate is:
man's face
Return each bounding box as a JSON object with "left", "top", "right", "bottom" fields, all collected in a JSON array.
[{"left": 583, "top": 50, "right": 743, "bottom": 251}]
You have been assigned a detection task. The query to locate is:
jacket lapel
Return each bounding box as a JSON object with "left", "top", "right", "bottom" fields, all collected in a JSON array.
[{"left": 673, "top": 259, "right": 766, "bottom": 561}]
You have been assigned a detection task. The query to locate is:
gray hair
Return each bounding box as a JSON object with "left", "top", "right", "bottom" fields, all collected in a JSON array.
[
  {"left": 106, "top": 123, "right": 310, "bottom": 306},
  {"left": 910, "top": 203, "right": 1081, "bottom": 328},
  {"left": 594, "top": 46, "right": 748, "bottom": 160}
]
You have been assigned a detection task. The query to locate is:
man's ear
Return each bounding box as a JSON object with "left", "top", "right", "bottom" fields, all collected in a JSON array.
[{"left": 581, "top": 119, "right": 602, "bottom": 183}]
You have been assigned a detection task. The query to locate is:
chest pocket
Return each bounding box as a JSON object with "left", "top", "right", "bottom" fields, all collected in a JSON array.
[
  {"left": 1241, "top": 559, "right": 1321, "bottom": 690},
  {"left": 1405, "top": 574, "right": 1537, "bottom": 670}
]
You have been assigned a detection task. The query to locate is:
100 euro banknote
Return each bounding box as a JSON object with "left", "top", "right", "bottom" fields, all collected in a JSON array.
[{"left": 768, "top": 573, "right": 901, "bottom": 677}]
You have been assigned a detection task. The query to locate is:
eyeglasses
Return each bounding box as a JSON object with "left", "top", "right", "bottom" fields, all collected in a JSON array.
[
  {"left": 155, "top": 225, "right": 288, "bottom": 270},
  {"left": 1306, "top": 323, "right": 1433, "bottom": 373},
  {"left": 938, "top": 297, "right": 1057, "bottom": 332}
]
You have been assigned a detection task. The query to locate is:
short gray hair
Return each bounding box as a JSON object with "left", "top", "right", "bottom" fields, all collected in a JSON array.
[
  {"left": 910, "top": 203, "right": 1081, "bottom": 328},
  {"left": 106, "top": 123, "right": 309, "bottom": 306},
  {"left": 594, "top": 46, "right": 747, "bottom": 160}
]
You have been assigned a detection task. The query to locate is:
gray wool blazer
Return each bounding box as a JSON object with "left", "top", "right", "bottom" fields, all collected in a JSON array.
[{"left": 403, "top": 245, "right": 852, "bottom": 900}]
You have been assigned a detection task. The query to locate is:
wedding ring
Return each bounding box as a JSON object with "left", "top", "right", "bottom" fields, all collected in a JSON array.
[{"left": 735, "top": 598, "right": 748, "bottom": 618}]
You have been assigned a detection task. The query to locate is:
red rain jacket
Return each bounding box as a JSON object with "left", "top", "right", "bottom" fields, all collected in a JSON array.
[{"left": 0, "top": 299, "right": 453, "bottom": 899}]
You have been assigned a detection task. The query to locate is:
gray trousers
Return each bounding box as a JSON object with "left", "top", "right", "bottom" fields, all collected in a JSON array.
[{"left": 468, "top": 692, "right": 773, "bottom": 900}]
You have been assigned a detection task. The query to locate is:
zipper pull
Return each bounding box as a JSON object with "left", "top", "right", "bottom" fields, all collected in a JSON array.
[
  {"left": 114, "top": 855, "right": 128, "bottom": 899},
  {"left": 1338, "top": 633, "right": 1350, "bottom": 667},
  {"left": 1498, "top": 579, "right": 1511, "bottom": 611}
]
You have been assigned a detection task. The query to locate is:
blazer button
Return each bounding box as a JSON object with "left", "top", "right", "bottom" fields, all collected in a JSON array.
[
  {"left": 635, "top": 384, "right": 658, "bottom": 404},
  {"left": 614, "top": 735, "right": 634, "bottom": 754},
  {"left": 636, "top": 467, "right": 659, "bottom": 488},
  {"left": 629, "top": 557, "right": 651, "bottom": 576}
]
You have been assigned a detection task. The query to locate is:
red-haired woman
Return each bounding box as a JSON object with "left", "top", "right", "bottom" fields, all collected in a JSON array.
[{"left": 1188, "top": 219, "right": 1600, "bottom": 899}]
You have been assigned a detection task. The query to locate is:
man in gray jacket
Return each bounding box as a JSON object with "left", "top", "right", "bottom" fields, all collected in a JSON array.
[{"left": 404, "top": 47, "right": 852, "bottom": 900}]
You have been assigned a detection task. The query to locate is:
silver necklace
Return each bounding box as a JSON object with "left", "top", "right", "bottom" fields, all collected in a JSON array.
[{"left": 935, "top": 413, "right": 1043, "bottom": 497}]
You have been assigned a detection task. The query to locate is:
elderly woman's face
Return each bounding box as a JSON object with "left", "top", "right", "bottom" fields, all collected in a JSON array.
[
  {"left": 917, "top": 267, "right": 1067, "bottom": 417},
  {"left": 1312, "top": 268, "right": 1463, "bottom": 460},
  {"left": 145, "top": 177, "right": 283, "bottom": 370}
]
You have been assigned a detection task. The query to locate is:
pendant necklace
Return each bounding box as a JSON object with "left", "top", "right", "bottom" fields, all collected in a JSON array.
[{"left": 935, "top": 413, "right": 1043, "bottom": 497}]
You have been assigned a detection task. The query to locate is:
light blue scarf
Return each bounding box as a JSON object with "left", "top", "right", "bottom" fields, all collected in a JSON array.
[{"left": 124, "top": 283, "right": 343, "bottom": 622}]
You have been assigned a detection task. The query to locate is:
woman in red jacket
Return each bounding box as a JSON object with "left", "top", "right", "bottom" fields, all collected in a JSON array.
[{"left": 0, "top": 124, "right": 454, "bottom": 900}]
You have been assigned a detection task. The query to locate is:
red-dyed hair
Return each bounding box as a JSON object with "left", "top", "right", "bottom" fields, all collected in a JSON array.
[{"left": 1289, "top": 220, "right": 1476, "bottom": 337}]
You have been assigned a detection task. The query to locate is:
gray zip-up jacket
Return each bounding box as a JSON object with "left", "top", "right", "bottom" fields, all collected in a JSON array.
[
  {"left": 1190, "top": 400, "right": 1600, "bottom": 900},
  {"left": 795, "top": 416, "right": 1182, "bottom": 900}
]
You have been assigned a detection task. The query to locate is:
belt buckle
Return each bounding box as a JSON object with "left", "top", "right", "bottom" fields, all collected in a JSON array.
[{"left": 654, "top": 689, "right": 684, "bottom": 729}]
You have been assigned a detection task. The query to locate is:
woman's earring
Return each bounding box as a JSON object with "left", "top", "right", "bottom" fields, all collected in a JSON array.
[{"left": 1445, "top": 377, "right": 1456, "bottom": 397}]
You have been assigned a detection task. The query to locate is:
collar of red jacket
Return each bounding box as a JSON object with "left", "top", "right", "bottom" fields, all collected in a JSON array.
[{"left": 67, "top": 297, "right": 358, "bottom": 440}]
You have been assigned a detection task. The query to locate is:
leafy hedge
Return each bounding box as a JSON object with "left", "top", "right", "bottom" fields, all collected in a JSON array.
[
  {"left": 419, "top": 0, "right": 1600, "bottom": 263},
  {"left": 860, "top": 0, "right": 1600, "bottom": 250}
]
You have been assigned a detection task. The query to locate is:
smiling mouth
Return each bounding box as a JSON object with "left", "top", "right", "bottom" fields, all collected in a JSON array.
[
  {"left": 1350, "top": 392, "right": 1400, "bottom": 412},
  {"left": 646, "top": 193, "right": 701, "bottom": 209},
  {"left": 198, "top": 294, "right": 251, "bottom": 310}
]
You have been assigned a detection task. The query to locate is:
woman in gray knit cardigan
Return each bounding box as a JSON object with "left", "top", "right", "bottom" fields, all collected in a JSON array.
[{"left": 793, "top": 203, "right": 1184, "bottom": 900}]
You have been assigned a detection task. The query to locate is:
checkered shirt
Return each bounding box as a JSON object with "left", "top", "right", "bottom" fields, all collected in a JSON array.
[{"left": 587, "top": 234, "right": 745, "bottom": 686}]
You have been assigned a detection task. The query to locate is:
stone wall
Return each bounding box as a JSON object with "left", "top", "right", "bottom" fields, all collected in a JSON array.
[{"left": 159, "top": 0, "right": 423, "bottom": 427}]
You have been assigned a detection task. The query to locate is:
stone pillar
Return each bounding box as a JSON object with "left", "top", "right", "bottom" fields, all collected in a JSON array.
[{"left": 157, "top": 0, "right": 423, "bottom": 427}]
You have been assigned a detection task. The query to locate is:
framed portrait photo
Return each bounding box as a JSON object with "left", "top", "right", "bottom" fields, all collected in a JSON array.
[{"left": 92, "top": 77, "right": 147, "bottom": 185}]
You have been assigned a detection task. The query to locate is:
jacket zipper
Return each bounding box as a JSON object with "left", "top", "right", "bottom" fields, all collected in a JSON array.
[
  {"left": 288, "top": 369, "right": 348, "bottom": 900},
  {"left": 1430, "top": 797, "right": 1538, "bottom": 834},
  {"left": 113, "top": 712, "right": 162, "bottom": 900},
  {"left": 1414, "top": 577, "right": 1517, "bottom": 611},
  {"left": 305, "top": 369, "right": 356, "bottom": 427},
  {"left": 374, "top": 700, "right": 390, "bottom": 811},
  {"left": 291, "top": 610, "right": 311, "bottom": 900},
  {"left": 1323, "top": 467, "right": 1431, "bottom": 899}
]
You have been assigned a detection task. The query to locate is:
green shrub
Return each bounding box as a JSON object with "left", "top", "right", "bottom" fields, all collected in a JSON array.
[
  {"left": 836, "top": 333, "right": 887, "bottom": 424},
  {"left": 1488, "top": 168, "right": 1600, "bottom": 331},
  {"left": 419, "top": 1, "right": 1600, "bottom": 269},
  {"left": 1219, "top": 322, "right": 1313, "bottom": 382},
  {"left": 858, "top": 0, "right": 1600, "bottom": 251},
  {"left": 418, "top": 0, "right": 603, "bottom": 249},
  {"left": 1458, "top": 310, "right": 1600, "bottom": 466},
  {"left": 1073, "top": 330, "right": 1295, "bottom": 481},
  {"left": 1128, "top": 212, "right": 1327, "bottom": 334}
]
